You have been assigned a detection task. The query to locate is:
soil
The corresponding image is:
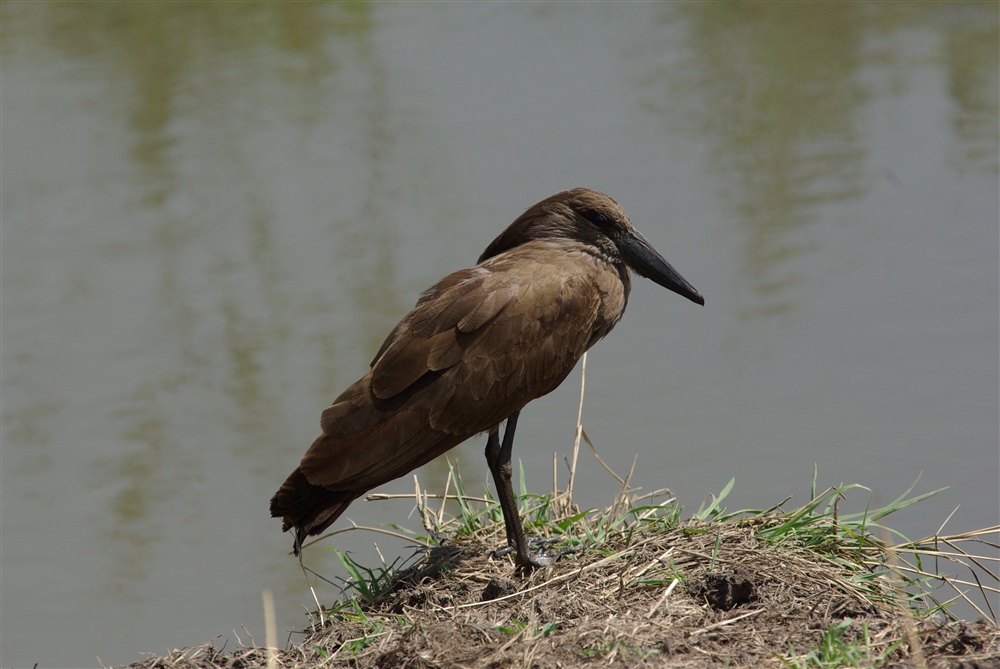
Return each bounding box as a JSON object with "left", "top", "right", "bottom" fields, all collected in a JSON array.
[{"left": 121, "top": 517, "right": 999, "bottom": 669}]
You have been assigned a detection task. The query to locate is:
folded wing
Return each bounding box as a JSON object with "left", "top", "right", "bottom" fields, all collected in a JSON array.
[{"left": 270, "top": 243, "right": 605, "bottom": 543}]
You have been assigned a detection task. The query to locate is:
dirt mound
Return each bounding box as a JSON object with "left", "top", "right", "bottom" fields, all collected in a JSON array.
[{"left": 124, "top": 511, "right": 999, "bottom": 668}]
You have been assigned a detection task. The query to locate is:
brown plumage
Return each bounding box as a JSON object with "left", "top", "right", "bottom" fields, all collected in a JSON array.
[{"left": 270, "top": 188, "right": 704, "bottom": 566}]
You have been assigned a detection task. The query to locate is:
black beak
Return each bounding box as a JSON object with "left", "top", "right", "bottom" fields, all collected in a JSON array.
[{"left": 617, "top": 229, "right": 704, "bottom": 306}]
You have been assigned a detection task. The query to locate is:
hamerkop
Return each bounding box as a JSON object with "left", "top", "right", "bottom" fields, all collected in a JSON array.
[{"left": 270, "top": 188, "right": 704, "bottom": 567}]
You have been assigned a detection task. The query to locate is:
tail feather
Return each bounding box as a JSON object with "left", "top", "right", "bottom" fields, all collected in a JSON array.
[{"left": 269, "top": 467, "right": 358, "bottom": 555}]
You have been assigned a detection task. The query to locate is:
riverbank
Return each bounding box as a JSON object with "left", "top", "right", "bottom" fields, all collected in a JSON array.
[{"left": 122, "top": 479, "right": 998, "bottom": 668}]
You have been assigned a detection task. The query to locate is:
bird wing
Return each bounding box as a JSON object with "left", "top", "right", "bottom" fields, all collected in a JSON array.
[{"left": 298, "top": 245, "right": 607, "bottom": 491}]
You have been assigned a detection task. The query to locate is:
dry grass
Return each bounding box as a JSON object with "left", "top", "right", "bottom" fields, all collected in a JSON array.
[{"left": 123, "top": 480, "right": 999, "bottom": 669}]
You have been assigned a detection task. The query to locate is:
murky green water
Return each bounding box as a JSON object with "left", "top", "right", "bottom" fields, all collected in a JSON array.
[{"left": 3, "top": 3, "right": 997, "bottom": 665}]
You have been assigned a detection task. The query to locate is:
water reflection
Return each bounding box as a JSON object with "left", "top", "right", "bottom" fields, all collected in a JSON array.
[
  {"left": 942, "top": 12, "right": 1000, "bottom": 175},
  {"left": 638, "top": 2, "right": 997, "bottom": 321},
  {"left": 5, "top": 0, "right": 398, "bottom": 612},
  {"left": 681, "top": 3, "right": 868, "bottom": 318},
  {"left": 328, "top": 3, "right": 408, "bottom": 380}
]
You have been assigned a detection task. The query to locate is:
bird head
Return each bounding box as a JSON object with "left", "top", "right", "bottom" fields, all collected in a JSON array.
[{"left": 479, "top": 188, "right": 704, "bottom": 306}]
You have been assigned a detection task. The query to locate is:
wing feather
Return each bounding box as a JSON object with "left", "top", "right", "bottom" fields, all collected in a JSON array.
[{"left": 299, "top": 244, "right": 608, "bottom": 493}]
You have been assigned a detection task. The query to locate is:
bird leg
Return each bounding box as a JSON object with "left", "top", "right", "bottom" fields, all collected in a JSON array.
[{"left": 485, "top": 411, "right": 564, "bottom": 568}]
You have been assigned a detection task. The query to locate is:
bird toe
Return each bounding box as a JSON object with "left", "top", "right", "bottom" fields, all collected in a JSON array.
[{"left": 490, "top": 536, "right": 583, "bottom": 568}]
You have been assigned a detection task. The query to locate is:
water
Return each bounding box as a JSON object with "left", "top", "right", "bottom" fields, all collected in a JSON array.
[{"left": 2, "top": 3, "right": 997, "bottom": 666}]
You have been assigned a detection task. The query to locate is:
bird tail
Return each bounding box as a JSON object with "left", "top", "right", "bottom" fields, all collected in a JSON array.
[{"left": 269, "top": 467, "right": 358, "bottom": 555}]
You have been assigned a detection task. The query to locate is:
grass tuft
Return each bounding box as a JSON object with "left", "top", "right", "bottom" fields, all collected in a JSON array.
[{"left": 121, "top": 469, "right": 998, "bottom": 669}]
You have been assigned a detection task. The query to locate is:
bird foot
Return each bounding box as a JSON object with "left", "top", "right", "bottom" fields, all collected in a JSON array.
[{"left": 491, "top": 537, "right": 582, "bottom": 568}]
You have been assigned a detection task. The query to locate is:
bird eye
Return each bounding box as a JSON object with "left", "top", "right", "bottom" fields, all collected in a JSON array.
[{"left": 587, "top": 212, "right": 608, "bottom": 225}]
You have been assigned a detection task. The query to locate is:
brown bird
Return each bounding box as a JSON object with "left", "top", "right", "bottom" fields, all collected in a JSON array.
[{"left": 270, "top": 188, "right": 704, "bottom": 567}]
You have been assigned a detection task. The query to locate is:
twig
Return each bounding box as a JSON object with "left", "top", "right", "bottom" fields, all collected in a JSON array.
[
  {"left": 690, "top": 608, "right": 765, "bottom": 637},
  {"left": 568, "top": 351, "right": 587, "bottom": 497},
  {"left": 645, "top": 577, "right": 680, "bottom": 618},
  {"left": 300, "top": 521, "right": 429, "bottom": 554},
  {"left": 581, "top": 426, "right": 626, "bottom": 485},
  {"left": 262, "top": 589, "right": 278, "bottom": 669}
]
